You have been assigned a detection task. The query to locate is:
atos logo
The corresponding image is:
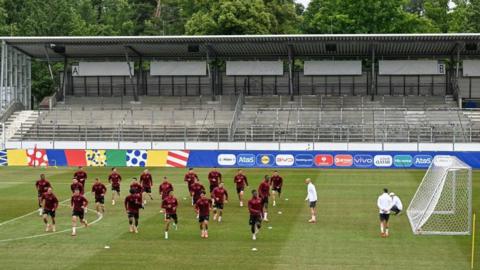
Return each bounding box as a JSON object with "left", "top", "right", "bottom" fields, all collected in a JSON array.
[
  {"left": 295, "top": 154, "right": 314, "bottom": 167},
  {"left": 374, "top": 155, "right": 393, "bottom": 167},
  {"left": 217, "top": 154, "right": 236, "bottom": 166},
  {"left": 236, "top": 154, "right": 256, "bottom": 167},
  {"left": 353, "top": 154, "right": 374, "bottom": 167},
  {"left": 314, "top": 154, "right": 333, "bottom": 167},
  {"left": 256, "top": 154, "right": 275, "bottom": 166},
  {"left": 334, "top": 154, "right": 353, "bottom": 167},
  {"left": 275, "top": 154, "right": 295, "bottom": 166},
  {"left": 413, "top": 155, "right": 433, "bottom": 168}
]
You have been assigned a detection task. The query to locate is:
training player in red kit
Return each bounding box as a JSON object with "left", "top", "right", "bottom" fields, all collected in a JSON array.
[
  {"left": 234, "top": 169, "right": 249, "bottom": 207},
  {"left": 212, "top": 183, "right": 228, "bottom": 223},
  {"left": 35, "top": 174, "right": 51, "bottom": 216},
  {"left": 248, "top": 189, "right": 264, "bottom": 240},
  {"left": 195, "top": 191, "right": 212, "bottom": 238},
  {"left": 207, "top": 168, "right": 222, "bottom": 193},
  {"left": 91, "top": 178, "right": 107, "bottom": 215},
  {"left": 270, "top": 170, "right": 283, "bottom": 207},
  {"left": 258, "top": 175, "right": 271, "bottom": 222},
  {"left": 41, "top": 187, "right": 58, "bottom": 232},
  {"left": 125, "top": 188, "right": 143, "bottom": 233},
  {"left": 159, "top": 177, "right": 174, "bottom": 213},
  {"left": 130, "top": 178, "right": 143, "bottom": 195},
  {"left": 191, "top": 178, "right": 205, "bottom": 217},
  {"left": 71, "top": 189, "right": 88, "bottom": 236},
  {"left": 73, "top": 166, "right": 87, "bottom": 187},
  {"left": 140, "top": 169, "right": 154, "bottom": 204},
  {"left": 108, "top": 167, "right": 122, "bottom": 205},
  {"left": 162, "top": 190, "right": 178, "bottom": 239},
  {"left": 184, "top": 168, "right": 198, "bottom": 202},
  {"left": 70, "top": 178, "right": 84, "bottom": 194}
]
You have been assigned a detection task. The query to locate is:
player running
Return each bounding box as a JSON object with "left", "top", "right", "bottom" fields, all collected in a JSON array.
[
  {"left": 270, "top": 170, "right": 283, "bottom": 207},
  {"left": 258, "top": 175, "right": 270, "bottom": 222},
  {"left": 212, "top": 183, "right": 228, "bottom": 223},
  {"left": 91, "top": 178, "right": 107, "bottom": 215},
  {"left": 162, "top": 190, "right": 178, "bottom": 239},
  {"left": 389, "top": 192, "right": 403, "bottom": 215},
  {"left": 248, "top": 189, "right": 263, "bottom": 240},
  {"left": 159, "top": 177, "right": 174, "bottom": 213},
  {"left": 130, "top": 178, "right": 143, "bottom": 195},
  {"left": 377, "top": 188, "right": 393, "bottom": 238},
  {"left": 125, "top": 188, "right": 143, "bottom": 233},
  {"left": 73, "top": 166, "right": 87, "bottom": 187},
  {"left": 70, "top": 178, "right": 84, "bottom": 194},
  {"left": 305, "top": 178, "right": 317, "bottom": 223},
  {"left": 207, "top": 168, "right": 222, "bottom": 193},
  {"left": 195, "top": 191, "right": 212, "bottom": 238},
  {"left": 184, "top": 168, "right": 198, "bottom": 202},
  {"left": 140, "top": 169, "right": 154, "bottom": 204},
  {"left": 35, "top": 174, "right": 51, "bottom": 216},
  {"left": 41, "top": 187, "right": 58, "bottom": 232},
  {"left": 71, "top": 188, "right": 89, "bottom": 236},
  {"left": 108, "top": 167, "right": 122, "bottom": 205},
  {"left": 234, "top": 169, "right": 249, "bottom": 207},
  {"left": 191, "top": 178, "right": 205, "bottom": 205}
]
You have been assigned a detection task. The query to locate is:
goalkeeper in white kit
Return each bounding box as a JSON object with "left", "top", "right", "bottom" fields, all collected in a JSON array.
[
  {"left": 377, "top": 188, "right": 393, "bottom": 238},
  {"left": 389, "top": 192, "right": 403, "bottom": 215}
]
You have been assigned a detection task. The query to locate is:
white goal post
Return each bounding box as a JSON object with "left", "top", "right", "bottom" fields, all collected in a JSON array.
[{"left": 407, "top": 155, "right": 472, "bottom": 235}]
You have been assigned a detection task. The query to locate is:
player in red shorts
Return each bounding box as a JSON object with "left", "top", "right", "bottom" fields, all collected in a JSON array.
[
  {"left": 162, "top": 190, "right": 178, "bottom": 239},
  {"left": 212, "top": 183, "right": 228, "bottom": 223},
  {"left": 195, "top": 191, "right": 212, "bottom": 238},
  {"left": 125, "top": 188, "right": 143, "bottom": 233},
  {"left": 108, "top": 167, "right": 122, "bottom": 205},
  {"left": 71, "top": 188, "right": 88, "bottom": 236},
  {"left": 140, "top": 169, "right": 154, "bottom": 204},
  {"left": 91, "top": 178, "right": 107, "bottom": 216},
  {"left": 35, "top": 174, "right": 51, "bottom": 216},
  {"left": 73, "top": 166, "right": 87, "bottom": 187},
  {"left": 41, "top": 187, "right": 58, "bottom": 232},
  {"left": 130, "top": 178, "right": 143, "bottom": 195},
  {"left": 184, "top": 168, "right": 198, "bottom": 203},
  {"left": 207, "top": 168, "right": 222, "bottom": 193},
  {"left": 270, "top": 170, "right": 283, "bottom": 207},
  {"left": 258, "top": 175, "right": 270, "bottom": 222},
  {"left": 159, "top": 177, "right": 174, "bottom": 213},
  {"left": 248, "top": 189, "right": 263, "bottom": 240},
  {"left": 233, "top": 169, "right": 249, "bottom": 207},
  {"left": 70, "top": 178, "right": 84, "bottom": 194}
]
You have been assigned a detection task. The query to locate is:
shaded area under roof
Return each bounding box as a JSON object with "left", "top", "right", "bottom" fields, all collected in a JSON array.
[{"left": 1, "top": 34, "right": 480, "bottom": 60}]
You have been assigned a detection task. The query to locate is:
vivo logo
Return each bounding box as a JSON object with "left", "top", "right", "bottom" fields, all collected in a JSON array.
[{"left": 353, "top": 154, "right": 374, "bottom": 167}]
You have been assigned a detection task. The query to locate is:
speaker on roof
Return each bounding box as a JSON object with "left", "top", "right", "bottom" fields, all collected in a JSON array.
[
  {"left": 49, "top": 43, "right": 66, "bottom": 54},
  {"left": 465, "top": 43, "right": 477, "bottom": 51},
  {"left": 188, "top": 44, "right": 200, "bottom": 53},
  {"left": 325, "top": 43, "right": 337, "bottom": 52}
]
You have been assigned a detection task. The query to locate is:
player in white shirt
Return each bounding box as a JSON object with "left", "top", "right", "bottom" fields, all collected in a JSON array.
[
  {"left": 304, "top": 178, "right": 317, "bottom": 223},
  {"left": 377, "top": 188, "right": 393, "bottom": 238},
  {"left": 389, "top": 192, "right": 403, "bottom": 215}
]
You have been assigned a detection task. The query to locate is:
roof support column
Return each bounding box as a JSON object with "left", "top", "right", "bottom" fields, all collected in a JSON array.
[
  {"left": 206, "top": 47, "right": 216, "bottom": 101},
  {"left": 288, "top": 44, "right": 295, "bottom": 101},
  {"left": 124, "top": 48, "right": 139, "bottom": 102},
  {"left": 0, "top": 41, "right": 5, "bottom": 111},
  {"left": 61, "top": 56, "right": 68, "bottom": 102},
  {"left": 371, "top": 45, "right": 376, "bottom": 100}
]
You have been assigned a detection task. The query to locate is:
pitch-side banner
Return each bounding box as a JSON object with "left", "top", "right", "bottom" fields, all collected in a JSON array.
[{"left": 187, "top": 151, "right": 480, "bottom": 169}]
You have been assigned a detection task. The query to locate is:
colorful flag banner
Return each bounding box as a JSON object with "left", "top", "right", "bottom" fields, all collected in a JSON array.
[
  {"left": 126, "top": 150, "right": 147, "bottom": 167},
  {"left": 106, "top": 150, "right": 126, "bottom": 167},
  {"left": 166, "top": 150, "right": 190, "bottom": 168},
  {"left": 86, "top": 150, "right": 106, "bottom": 166}
]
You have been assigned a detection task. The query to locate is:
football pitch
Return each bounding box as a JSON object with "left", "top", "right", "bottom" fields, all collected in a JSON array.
[{"left": 0, "top": 167, "right": 478, "bottom": 270}]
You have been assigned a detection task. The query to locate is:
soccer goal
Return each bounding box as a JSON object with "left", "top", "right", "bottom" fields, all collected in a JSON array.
[{"left": 407, "top": 155, "right": 472, "bottom": 235}]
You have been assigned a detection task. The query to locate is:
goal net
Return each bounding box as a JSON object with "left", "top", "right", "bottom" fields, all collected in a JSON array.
[{"left": 407, "top": 155, "right": 472, "bottom": 235}]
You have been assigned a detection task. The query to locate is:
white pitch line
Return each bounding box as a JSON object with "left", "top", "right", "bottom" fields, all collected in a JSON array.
[{"left": 0, "top": 208, "right": 103, "bottom": 243}]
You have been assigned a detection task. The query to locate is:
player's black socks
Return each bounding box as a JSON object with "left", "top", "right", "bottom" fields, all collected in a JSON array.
[
  {"left": 251, "top": 224, "right": 255, "bottom": 234},
  {"left": 135, "top": 219, "right": 139, "bottom": 227},
  {"left": 129, "top": 219, "right": 133, "bottom": 225}
]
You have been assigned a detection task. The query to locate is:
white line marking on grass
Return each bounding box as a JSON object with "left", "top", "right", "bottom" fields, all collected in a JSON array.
[{"left": 0, "top": 208, "right": 103, "bottom": 243}]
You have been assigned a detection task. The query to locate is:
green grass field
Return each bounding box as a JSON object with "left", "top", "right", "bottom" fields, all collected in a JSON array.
[{"left": 0, "top": 167, "right": 478, "bottom": 270}]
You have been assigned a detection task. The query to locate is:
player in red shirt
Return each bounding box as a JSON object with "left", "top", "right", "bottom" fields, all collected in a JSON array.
[
  {"left": 161, "top": 190, "right": 178, "bottom": 239},
  {"left": 70, "top": 178, "right": 84, "bottom": 194},
  {"left": 159, "top": 177, "right": 174, "bottom": 213},
  {"left": 184, "top": 168, "right": 198, "bottom": 202},
  {"left": 233, "top": 169, "right": 249, "bottom": 207},
  {"left": 125, "top": 188, "right": 143, "bottom": 233},
  {"left": 195, "top": 191, "right": 212, "bottom": 238},
  {"left": 248, "top": 189, "right": 263, "bottom": 240},
  {"left": 108, "top": 167, "right": 122, "bottom": 205},
  {"left": 73, "top": 166, "right": 87, "bottom": 187},
  {"left": 270, "top": 170, "right": 283, "bottom": 207},
  {"left": 140, "top": 169, "right": 154, "bottom": 204},
  {"left": 207, "top": 168, "right": 222, "bottom": 193},
  {"left": 190, "top": 178, "right": 205, "bottom": 205},
  {"left": 212, "top": 183, "right": 228, "bottom": 223},
  {"left": 130, "top": 178, "right": 143, "bottom": 195},
  {"left": 71, "top": 188, "right": 88, "bottom": 236},
  {"left": 258, "top": 175, "right": 271, "bottom": 222},
  {"left": 91, "top": 178, "right": 107, "bottom": 215},
  {"left": 35, "top": 174, "right": 51, "bottom": 215},
  {"left": 41, "top": 187, "right": 58, "bottom": 232}
]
